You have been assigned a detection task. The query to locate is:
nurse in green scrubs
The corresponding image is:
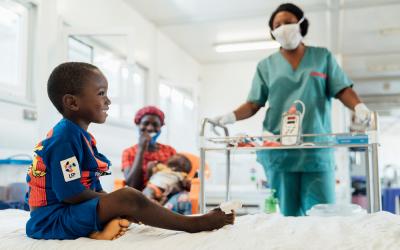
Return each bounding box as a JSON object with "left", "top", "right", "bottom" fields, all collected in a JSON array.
[{"left": 213, "top": 3, "right": 371, "bottom": 216}]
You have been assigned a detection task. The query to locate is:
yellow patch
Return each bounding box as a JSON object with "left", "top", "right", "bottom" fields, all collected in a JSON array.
[
  {"left": 29, "top": 155, "right": 46, "bottom": 177},
  {"left": 33, "top": 144, "right": 44, "bottom": 152}
]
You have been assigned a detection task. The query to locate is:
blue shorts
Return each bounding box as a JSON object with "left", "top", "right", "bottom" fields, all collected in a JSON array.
[{"left": 26, "top": 197, "right": 103, "bottom": 240}]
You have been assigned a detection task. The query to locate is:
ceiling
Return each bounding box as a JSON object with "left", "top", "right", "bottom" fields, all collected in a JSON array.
[{"left": 124, "top": 0, "right": 400, "bottom": 92}]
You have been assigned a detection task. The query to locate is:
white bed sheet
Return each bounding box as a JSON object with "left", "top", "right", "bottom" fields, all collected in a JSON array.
[{"left": 0, "top": 209, "right": 399, "bottom": 250}]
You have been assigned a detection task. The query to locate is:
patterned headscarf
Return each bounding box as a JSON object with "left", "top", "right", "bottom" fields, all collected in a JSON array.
[{"left": 134, "top": 106, "right": 165, "bottom": 126}]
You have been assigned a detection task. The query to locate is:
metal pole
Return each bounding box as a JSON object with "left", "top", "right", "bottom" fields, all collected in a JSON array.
[
  {"left": 199, "top": 119, "right": 209, "bottom": 214},
  {"left": 199, "top": 118, "right": 230, "bottom": 213},
  {"left": 226, "top": 150, "right": 231, "bottom": 201},
  {"left": 369, "top": 111, "right": 381, "bottom": 212},
  {"left": 222, "top": 126, "right": 230, "bottom": 202},
  {"left": 364, "top": 148, "right": 372, "bottom": 213},
  {"left": 364, "top": 111, "right": 381, "bottom": 213},
  {"left": 371, "top": 143, "right": 381, "bottom": 212},
  {"left": 200, "top": 148, "right": 206, "bottom": 214}
]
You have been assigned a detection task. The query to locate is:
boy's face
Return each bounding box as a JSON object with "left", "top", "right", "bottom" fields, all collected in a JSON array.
[
  {"left": 167, "top": 155, "right": 191, "bottom": 173},
  {"left": 76, "top": 70, "right": 111, "bottom": 124}
]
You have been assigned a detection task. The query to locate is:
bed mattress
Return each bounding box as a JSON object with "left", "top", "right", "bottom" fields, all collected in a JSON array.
[{"left": 0, "top": 209, "right": 399, "bottom": 250}]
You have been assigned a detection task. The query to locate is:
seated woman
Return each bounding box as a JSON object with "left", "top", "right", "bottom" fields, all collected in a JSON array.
[
  {"left": 121, "top": 106, "right": 192, "bottom": 214},
  {"left": 143, "top": 154, "right": 192, "bottom": 205}
]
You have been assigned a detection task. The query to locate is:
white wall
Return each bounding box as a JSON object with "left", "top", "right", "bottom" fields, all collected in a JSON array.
[
  {"left": 156, "top": 32, "right": 201, "bottom": 155},
  {"left": 200, "top": 60, "right": 266, "bottom": 135},
  {"left": 156, "top": 32, "right": 200, "bottom": 90},
  {"left": 378, "top": 117, "right": 400, "bottom": 168},
  {"left": 1, "top": 0, "right": 201, "bottom": 191}
]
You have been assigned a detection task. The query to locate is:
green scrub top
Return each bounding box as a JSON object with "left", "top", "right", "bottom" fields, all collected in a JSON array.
[{"left": 248, "top": 46, "right": 353, "bottom": 172}]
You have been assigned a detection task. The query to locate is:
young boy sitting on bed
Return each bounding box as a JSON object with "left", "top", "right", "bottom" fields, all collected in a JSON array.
[
  {"left": 143, "top": 154, "right": 192, "bottom": 204},
  {"left": 25, "top": 62, "right": 234, "bottom": 240}
]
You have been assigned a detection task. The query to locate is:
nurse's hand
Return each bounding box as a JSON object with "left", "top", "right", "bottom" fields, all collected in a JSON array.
[
  {"left": 353, "top": 103, "right": 371, "bottom": 130},
  {"left": 210, "top": 112, "right": 236, "bottom": 135},
  {"left": 211, "top": 112, "right": 236, "bottom": 126}
]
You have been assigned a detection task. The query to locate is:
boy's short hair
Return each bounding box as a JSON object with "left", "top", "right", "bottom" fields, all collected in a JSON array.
[{"left": 47, "top": 62, "right": 99, "bottom": 113}]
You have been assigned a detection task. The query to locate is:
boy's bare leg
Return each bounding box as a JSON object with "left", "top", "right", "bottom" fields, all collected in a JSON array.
[
  {"left": 97, "top": 187, "right": 234, "bottom": 233},
  {"left": 89, "top": 218, "right": 130, "bottom": 240}
]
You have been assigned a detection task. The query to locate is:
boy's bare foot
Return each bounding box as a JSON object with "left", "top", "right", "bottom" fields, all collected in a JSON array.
[
  {"left": 90, "top": 218, "right": 131, "bottom": 240},
  {"left": 114, "top": 219, "right": 131, "bottom": 240},
  {"left": 190, "top": 208, "right": 235, "bottom": 233}
]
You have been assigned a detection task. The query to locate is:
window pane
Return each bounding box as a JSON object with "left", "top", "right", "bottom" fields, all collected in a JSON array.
[
  {"left": 68, "top": 37, "right": 93, "bottom": 63},
  {"left": 94, "top": 50, "right": 122, "bottom": 119},
  {"left": 67, "top": 34, "right": 145, "bottom": 122},
  {"left": 0, "top": 1, "right": 28, "bottom": 99},
  {"left": 0, "top": 6, "right": 19, "bottom": 85},
  {"left": 158, "top": 80, "right": 197, "bottom": 152},
  {"left": 121, "top": 65, "right": 146, "bottom": 120}
]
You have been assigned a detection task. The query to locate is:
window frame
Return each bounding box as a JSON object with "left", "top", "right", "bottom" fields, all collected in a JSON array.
[
  {"left": 0, "top": 0, "right": 36, "bottom": 107},
  {"left": 63, "top": 27, "right": 144, "bottom": 128},
  {"left": 157, "top": 78, "right": 197, "bottom": 147}
]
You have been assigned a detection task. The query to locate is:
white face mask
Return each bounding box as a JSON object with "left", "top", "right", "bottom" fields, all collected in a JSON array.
[{"left": 271, "top": 17, "right": 304, "bottom": 50}]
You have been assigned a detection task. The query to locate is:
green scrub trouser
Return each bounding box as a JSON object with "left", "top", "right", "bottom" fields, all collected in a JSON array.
[{"left": 266, "top": 170, "right": 336, "bottom": 216}]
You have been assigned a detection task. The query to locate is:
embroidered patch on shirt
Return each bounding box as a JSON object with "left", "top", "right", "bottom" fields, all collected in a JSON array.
[{"left": 60, "top": 156, "right": 81, "bottom": 182}]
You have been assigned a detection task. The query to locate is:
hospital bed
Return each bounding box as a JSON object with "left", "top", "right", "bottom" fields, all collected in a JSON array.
[
  {"left": 1, "top": 208, "right": 399, "bottom": 250},
  {"left": 199, "top": 112, "right": 381, "bottom": 214},
  {"left": 1, "top": 112, "right": 398, "bottom": 249}
]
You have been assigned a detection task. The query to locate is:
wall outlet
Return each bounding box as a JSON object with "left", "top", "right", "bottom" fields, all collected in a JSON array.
[{"left": 23, "top": 109, "right": 37, "bottom": 121}]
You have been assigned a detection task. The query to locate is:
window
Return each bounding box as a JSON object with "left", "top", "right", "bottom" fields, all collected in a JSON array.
[
  {"left": 68, "top": 37, "right": 93, "bottom": 63},
  {"left": 67, "top": 35, "right": 146, "bottom": 123},
  {"left": 0, "top": 1, "right": 30, "bottom": 101},
  {"left": 158, "top": 79, "right": 197, "bottom": 152},
  {"left": 120, "top": 64, "right": 146, "bottom": 120}
]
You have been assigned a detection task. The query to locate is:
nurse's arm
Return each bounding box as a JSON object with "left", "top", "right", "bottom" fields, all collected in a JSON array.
[
  {"left": 336, "top": 87, "right": 362, "bottom": 111},
  {"left": 233, "top": 102, "right": 262, "bottom": 121}
]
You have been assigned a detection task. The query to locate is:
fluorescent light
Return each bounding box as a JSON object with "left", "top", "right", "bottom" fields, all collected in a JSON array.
[
  {"left": 214, "top": 40, "right": 280, "bottom": 53},
  {"left": 380, "top": 28, "right": 400, "bottom": 36},
  {"left": 368, "top": 64, "right": 400, "bottom": 72}
]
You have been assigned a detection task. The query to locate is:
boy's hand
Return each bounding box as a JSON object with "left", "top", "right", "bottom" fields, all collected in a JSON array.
[{"left": 138, "top": 132, "right": 151, "bottom": 150}]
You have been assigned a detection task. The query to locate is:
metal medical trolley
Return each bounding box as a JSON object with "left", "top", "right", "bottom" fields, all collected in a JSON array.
[{"left": 199, "top": 112, "right": 381, "bottom": 214}]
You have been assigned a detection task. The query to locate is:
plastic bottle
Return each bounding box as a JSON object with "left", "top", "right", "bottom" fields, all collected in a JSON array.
[{"left": 264, "top": 189, "right": 279, "bottom": 213}]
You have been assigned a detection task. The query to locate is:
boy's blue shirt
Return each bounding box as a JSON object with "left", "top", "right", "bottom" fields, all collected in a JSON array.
[{"left": 26, "top": 118, "right": 111, "bottom": 207}]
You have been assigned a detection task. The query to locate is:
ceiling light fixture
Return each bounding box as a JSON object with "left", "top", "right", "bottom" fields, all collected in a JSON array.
[
  {"left": 368, "top": 64, "right": 400, "bottom": 72},
  {"left": 379, "top": 27, "right": 400, "bottom": 36},
  {"left": 214, "top": 40, "right": 280, "bottom": 53}
]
